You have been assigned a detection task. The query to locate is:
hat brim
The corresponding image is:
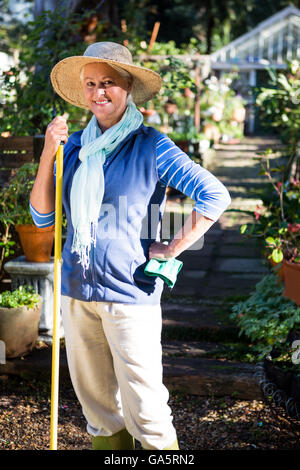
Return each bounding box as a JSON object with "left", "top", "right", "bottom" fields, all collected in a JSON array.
[{"left": 50, "top": 56, "right": 162, "bottom": 108}]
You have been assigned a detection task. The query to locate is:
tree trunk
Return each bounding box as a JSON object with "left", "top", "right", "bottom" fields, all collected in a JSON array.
[{"left": 206, "top": 12, "right": 215, "bottom": 54}]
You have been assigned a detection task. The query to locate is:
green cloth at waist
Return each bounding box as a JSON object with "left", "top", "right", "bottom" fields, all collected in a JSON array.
[{"left": 144, "top": 257, "right": 183, "bottom": 288}]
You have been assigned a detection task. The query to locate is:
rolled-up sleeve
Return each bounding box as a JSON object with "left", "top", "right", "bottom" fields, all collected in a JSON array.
[
  {"left": 30, "top": 202, "right": 55, "bottom": 227},
  {"left": 156, "top": 135, "right": 231, "bottom": 221},
  {"left": 29, "top": 160, "right": 56, "bottom": 227}
]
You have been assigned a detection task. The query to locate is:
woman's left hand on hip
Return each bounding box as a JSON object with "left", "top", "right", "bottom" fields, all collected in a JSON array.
[{"left": 148, "top": 241, "right": 174, "bottom": 260}]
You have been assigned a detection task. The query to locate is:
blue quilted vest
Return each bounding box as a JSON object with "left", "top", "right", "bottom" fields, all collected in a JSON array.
[{"left": 61, "top": 124, "right": 166, "bottom": 304}]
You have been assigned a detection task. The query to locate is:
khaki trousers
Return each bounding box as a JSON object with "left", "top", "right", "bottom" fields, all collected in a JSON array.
[{"left": 61, "top": 296, "right": 177, "bottom": 450}]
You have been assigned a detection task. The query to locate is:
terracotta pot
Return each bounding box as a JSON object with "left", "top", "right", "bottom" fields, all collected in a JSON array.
[
  {"left": 184, "top": 88, "right": 193, "bottom": 98},
  {"left": 140, "top": 108, "right": 156, "bottom": 117},
  {"left": 0, "top": 300, "right": 42, "bottom": 358},
  {"left": 203, "top": 123, "right": 220, "bottom": 143},
  {"left": 212, "top": 109, "right": 223, "bottom": 122},
  {"left": 16, "top": 224, "right": 55, "bottom": 263},
  {"left": 282, "top": 259, "right": 300, "bottom": 306},
  {"left": 165, "top": 103, "right": 178, "bottom": 114},
  {"left": 232, "top": 107, "right": 246, "bottom": 123}
]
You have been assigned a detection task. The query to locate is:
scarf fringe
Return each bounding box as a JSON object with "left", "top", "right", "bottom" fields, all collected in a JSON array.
[{"left": 71, "top": 222, "right": 97, "bottom": 278}]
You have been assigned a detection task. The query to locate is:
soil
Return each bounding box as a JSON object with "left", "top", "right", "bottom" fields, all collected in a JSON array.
[{"left": 0, "top": 374, "right": 299, "bottom": 451}]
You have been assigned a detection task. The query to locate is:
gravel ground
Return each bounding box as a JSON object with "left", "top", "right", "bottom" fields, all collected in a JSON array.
[{"left": 0, "top": 374, "right": 299, "bottom": 451}]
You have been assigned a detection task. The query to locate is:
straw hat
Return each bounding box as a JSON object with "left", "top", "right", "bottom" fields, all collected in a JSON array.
[{"left": 50, "top": 42, "right": 162, "bottom": 108}]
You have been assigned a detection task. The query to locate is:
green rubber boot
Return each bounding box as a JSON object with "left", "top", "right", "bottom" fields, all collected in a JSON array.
[
  {"left": 163, "top": 438, "right": 179, "bottom": 450},
  {"left": 143, "top": 438, "right": 179, "bottom": 450},
  {"left": 92, "top": 428, "right": 135, "bottom": 450}
]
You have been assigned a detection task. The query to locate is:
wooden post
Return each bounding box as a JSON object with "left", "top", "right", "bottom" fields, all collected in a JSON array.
[{"left": 148, "top": 22, "right": 160, "bottom": 52}]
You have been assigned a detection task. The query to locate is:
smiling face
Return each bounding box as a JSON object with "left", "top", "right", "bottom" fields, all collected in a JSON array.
[{"left": 82, "top": 62, "right": 132, "bottom": 132}]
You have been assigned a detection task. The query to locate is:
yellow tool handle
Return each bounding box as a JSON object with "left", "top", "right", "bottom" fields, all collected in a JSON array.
[{"left": 50, "top": 143, "right": 64, "bottom": 450}]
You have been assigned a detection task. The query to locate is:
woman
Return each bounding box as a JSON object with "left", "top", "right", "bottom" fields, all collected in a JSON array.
[{"left": 30, "top": 42, "right": 231, "bottom": 450}]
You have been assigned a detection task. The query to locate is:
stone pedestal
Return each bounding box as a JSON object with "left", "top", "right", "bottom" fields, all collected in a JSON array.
[{"left": 4, "top": 256, "right": 63, "bottom": 341}]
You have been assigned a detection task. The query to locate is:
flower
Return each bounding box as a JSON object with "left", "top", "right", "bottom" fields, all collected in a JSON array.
[
  {"left": 287, "top": 223, "right": 300, "bottom": 233},
  {"left": 254, "top": 204, "right": 264, "bottom": 220},
  {"left": 254, "top": 211, "right": 260, "bottom": 221},
  {"left": 290, "top": 177, "right": 300, "bottom": 187}
]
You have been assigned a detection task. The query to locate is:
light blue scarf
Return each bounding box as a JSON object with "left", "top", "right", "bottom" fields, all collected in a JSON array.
[{"left": 70, "top": 101, "right": 144, "bottom": 273}]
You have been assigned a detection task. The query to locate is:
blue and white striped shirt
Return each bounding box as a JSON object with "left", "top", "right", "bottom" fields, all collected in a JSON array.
[{"left": 30, "top": 134, "right": 231, "bottom": 227}]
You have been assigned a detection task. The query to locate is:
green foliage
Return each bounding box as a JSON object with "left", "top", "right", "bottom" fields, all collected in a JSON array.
[
  {"left": 255, "top": 61, "right": 300, "bottom": 179},
  {"left": 0, "top": 162, "right": 37, "bottom": 279},
  {"left": 239, "top": 151, "right": 300, "bottom": 264},
  {"left": 0, "top": 0, "right": 32, "bottom": 54},
  {"left": 119, "top": 0, "right": 289, "bottom": 54},
  {"left": 0, "top": 285, "right": 40, "bottom": 309},
  {"left": 256, "top": 61, "right": 300, "bottom": 139},
  {"left": 200, "top": 73, "right": 246, "bottom": 141},
  {"left": 0, "top": 8, "right": 92, "bottom": 136},
  {"left": 0, "top": 162, "right": 38, "bottom": 226},
  {"left": 135, "top": 46, "right": 198, "bottom": 138},
  {"left": 229, "top": 274, "right": 300, "bottom": 359}
]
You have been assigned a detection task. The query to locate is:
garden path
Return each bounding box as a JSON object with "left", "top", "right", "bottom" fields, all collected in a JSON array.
[{"left": 161, "top": 136, "right": 284, "bottom": 399}]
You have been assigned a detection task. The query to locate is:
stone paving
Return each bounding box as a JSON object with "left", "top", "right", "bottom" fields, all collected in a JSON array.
[{"left": 161, "top": 136, "right": 283, "bottom": 398}]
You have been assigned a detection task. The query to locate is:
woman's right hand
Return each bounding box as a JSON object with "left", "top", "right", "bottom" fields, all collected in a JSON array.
[{"left": 43, "top": 115, "right": 69, "bottom": 159}]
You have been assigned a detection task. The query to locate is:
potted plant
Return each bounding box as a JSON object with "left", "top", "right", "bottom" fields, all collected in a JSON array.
[
  {"left": 239, "top": 152, "right": 300, "bottom": 297},
  {"left": 262, "top": 169, "right": 300, "bottom": 305},
  {"left": 230, "top": 274, "right": 300, "bottom": 422},
  {"left": 0, "top": 285, "right": 41, "bottom": 358},
  {"left": 200, "top": 74, "right": 246, "bottom": 145},
  {"left": 0, "top": 162, "right": 55, "bottom": 263},
  {"left": 230, "top": 273, "right": 300, "bottom": 360}
]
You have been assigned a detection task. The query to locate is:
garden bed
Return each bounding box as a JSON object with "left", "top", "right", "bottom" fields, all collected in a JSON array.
[
  {"left": 0, "top": 374, "right": 299, "bottom": 450},
  {"left": 255, "top": 358, "right": 300, "bottom": 432}
]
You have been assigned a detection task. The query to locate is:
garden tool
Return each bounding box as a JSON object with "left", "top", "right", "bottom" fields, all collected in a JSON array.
[{"left": 50, "top": 114, "right": 64, "bottom": 450}]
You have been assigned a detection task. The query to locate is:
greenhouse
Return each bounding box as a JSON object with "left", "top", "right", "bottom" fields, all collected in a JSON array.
[{"left": 210, "top": 5, "right": 300, "bottom": 133}]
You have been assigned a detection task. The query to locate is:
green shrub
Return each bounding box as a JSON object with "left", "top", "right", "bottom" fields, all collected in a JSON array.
[
  {"left": 229, "top": 274, "right": 300, "bottom": 358},
  {"left": 0, "top": 286, "right": 40, "bottom": 309}
]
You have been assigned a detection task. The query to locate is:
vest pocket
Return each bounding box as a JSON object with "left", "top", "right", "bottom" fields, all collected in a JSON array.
[{"left": 131, "top": 256, "right": 157, "bottom": 287}]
